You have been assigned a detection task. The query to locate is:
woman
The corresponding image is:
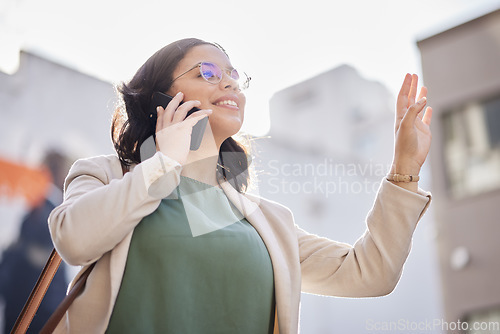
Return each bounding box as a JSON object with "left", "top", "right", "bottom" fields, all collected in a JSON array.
[{"left": 49, "top": 38, "right": 432, "bottom": 333}]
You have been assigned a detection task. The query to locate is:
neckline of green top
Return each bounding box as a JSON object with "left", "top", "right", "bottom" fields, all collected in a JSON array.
[{"left": 180, "top": 175, "right": 223, "bottom": 191}]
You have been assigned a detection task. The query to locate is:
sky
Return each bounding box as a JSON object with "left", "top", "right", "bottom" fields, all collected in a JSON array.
[{"left": 1, "top": 0, "right": 500, "bottom": 135}]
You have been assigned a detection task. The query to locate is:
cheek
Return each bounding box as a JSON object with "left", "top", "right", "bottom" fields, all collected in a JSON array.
[
  {"left": 239, "top": 94, "right": 246, "bottom": 114},
  {"left": 166, "top": 83, "right": 179, "bottom": 96},
  {"left": 239, "top": 105, "right": 245, "bottom": 121},
  {"left": 167, "top": 83, "right": 203, "bottom": 101}
]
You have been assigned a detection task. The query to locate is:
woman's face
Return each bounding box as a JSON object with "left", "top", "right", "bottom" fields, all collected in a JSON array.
[{"left": 167, "top": 44, "right": 246, "bottom": 145}]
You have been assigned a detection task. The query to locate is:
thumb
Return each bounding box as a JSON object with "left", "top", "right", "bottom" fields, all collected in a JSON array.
[{"left": 403, "top": 97, "right": 427, "bottom": 125}]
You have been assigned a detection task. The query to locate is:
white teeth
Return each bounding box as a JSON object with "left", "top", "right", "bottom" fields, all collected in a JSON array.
[{"left": 215, "top": 100, "right": 238, "bottom": 107}]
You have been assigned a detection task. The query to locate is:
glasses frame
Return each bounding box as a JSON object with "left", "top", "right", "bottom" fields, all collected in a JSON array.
[{"left": 170, "top": 61, "right": 251, "bottom": 90}]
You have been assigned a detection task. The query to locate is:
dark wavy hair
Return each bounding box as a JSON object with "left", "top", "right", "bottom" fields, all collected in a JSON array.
[{"left": 111, "top": 38, "right": 251, "bottom": 192}]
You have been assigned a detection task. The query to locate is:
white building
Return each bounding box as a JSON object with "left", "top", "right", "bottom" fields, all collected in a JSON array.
[{"left": 0, "top": 50, "right": 116, "bottom": 163}]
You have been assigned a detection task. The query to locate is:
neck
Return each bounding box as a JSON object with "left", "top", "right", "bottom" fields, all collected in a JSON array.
[{"left": 180, "top": 123, "right": 225, "bottom": 187}]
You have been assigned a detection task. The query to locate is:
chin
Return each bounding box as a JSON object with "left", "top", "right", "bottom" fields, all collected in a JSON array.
[{"left": 209, "top": 115, "right": 244, "bottom": 139}]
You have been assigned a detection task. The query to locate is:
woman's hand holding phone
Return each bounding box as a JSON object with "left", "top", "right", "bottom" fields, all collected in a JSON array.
[{"left": 155, "top": 92, "right": 212, "bottom": 165}]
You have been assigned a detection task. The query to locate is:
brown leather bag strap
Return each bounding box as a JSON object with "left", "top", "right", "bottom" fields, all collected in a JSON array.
[
  {"left": 12, "top": 162, "right": 126, "bottom": 333},
  {"left": 40, "top": 262, "right": 96, "bottom": 334},
  {"left": 11, "top": 249, "right": 96, "bottom": 334},
  {"left": 11, "top": 248, "right": 62, "bottom": 334}
]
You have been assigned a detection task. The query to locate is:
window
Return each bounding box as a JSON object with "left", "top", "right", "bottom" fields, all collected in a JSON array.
[
  {"left": 442, "top": 95, "right": 500, "bottom": 198},
  {"left": 465, "top": 307, "right": 500, "bottom": 333}
]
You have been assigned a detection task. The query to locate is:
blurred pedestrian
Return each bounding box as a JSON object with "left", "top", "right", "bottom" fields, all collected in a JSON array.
[{"left": 0, "top": 151, "right": 70, "bottom": 333}]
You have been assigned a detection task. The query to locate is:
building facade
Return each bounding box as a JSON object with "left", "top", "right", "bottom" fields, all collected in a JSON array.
[
  {"left": 0, "top": 51, "right": 116, "bottom": 163},
  {"left": 418, "top": 8, "right": 500, "bottom": 333}
]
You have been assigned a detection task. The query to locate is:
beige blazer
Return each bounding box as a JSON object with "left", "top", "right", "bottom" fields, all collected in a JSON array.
[{"left": 48, "top": 152, "right": 431, "bottom": 333}]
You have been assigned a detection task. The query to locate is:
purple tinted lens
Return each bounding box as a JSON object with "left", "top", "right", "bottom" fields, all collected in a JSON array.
[
  {"left": 230, "top": 69, "right": 240, "bottom": 81},
  {"left": 200, "top": 62, "right": 222, "bottom": 82}
]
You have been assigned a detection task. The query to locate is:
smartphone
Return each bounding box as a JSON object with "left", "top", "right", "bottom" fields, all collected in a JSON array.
[{"left": 149, "top": 91, "right": 208, "bottom": 151}]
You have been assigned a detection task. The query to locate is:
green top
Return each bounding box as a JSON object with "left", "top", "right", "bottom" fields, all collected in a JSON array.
[{"left": 106, "top": 176, "right": 275, "bottom": 334}]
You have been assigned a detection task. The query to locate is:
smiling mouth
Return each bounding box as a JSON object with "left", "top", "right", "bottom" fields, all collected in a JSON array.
[{"left": 215, "top": 100, "right": 238, "bottom": 107}]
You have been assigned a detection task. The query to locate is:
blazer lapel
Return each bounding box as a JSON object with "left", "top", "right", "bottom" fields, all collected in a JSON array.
[{"left": 219, "top": 179, "right": 293, "bottom": 334}]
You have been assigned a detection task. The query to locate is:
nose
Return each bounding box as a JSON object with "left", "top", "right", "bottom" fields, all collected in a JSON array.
[{"left": 219, "top": 72, "right": 240, "bottom": 91}]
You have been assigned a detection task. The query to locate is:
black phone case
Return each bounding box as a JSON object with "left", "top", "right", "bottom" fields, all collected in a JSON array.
[{"left": 150, "top": 91, "right": 208, "bottom": 151}]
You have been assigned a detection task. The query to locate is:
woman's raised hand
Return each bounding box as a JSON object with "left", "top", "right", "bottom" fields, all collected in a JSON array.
[
  {"left": 155, "top": 92, "right": 212, "bottom": 165},
  {"left": 391, "top": 74, "right": 433, "bottom": 190}
]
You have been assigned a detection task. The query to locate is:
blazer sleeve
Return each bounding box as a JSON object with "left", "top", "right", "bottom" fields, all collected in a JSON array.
[
  {"left": 298, "top": 178, "right": 431, "bottom": 297},
  {"left": 48, "top": 152, "right": 182, "bottom": 266}
]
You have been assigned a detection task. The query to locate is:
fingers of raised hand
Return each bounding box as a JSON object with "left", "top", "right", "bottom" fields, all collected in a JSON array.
[
  {"left": 397, "top": 74, "right": 421, "bottom": 107},
  {"left": 422, "top": 106, "right": 433, "bottom": 126},
  {"left": 417, "top": 86, "right": 428, "bottom": 101},
  {"left": 402, "top": 97, "right": 427, "bottom": 127},
  {"left": 397, "top": 74, "right": 429, "bottom": 124},
  {"left": 397, "top": 73, "right": 412, "bottom": 113},
  {"left": 408, "top": 74, "right": 419, "bottom": 107},
  {"left": 417, "top": 86, "right": 428, "bottom": 119}
]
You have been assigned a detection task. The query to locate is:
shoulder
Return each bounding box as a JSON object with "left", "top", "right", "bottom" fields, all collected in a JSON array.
[
  {"left": 64, "top": 154, "right": 123, "bottom": 190},
  {"left": 244, "top": 191, "right": 295, "bottom": 220}
]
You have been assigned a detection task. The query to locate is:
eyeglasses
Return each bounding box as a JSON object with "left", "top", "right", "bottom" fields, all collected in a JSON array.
[{"left": 171, "top": 62, "right": 251, "bottom": 90}]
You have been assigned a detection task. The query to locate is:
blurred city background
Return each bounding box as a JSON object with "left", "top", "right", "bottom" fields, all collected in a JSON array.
[{"left": 1, "top": 0, "right": 500, "bottom": 333}]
